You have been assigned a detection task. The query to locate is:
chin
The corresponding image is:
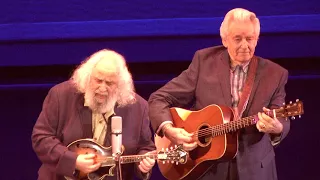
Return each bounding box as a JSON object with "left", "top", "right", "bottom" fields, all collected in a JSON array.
[
  {"left": 240, "top": 56, "right": 252, "bottom": 62},
  {"left": 236, "top": 59, "right": 249, "bottom": 63},
  {"left": 94, "top": 97, "right": 106, "bottom": 104}
]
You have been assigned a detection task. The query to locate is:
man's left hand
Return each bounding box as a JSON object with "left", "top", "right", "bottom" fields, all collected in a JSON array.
[
  {"left": 256, "top": 107, "right": 283, "bottom": 134},
  {"left": 138, "top": 151, "right": 156, "bottom": 173}
]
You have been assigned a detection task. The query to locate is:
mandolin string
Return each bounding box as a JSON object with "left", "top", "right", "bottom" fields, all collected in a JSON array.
[
  {"left": 94, "top": 155, "right": 158, "bottom": 161},
  {"left": 93, "top": 159, "right": 154, "bottom": 162}
]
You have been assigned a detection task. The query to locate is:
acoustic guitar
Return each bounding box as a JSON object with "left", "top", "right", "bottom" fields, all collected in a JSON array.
[
  {"left": 65, "top": 138, "right": 188, "bottom": 180},
  {"left": 155, "top": 100, "right": 304, "bottom": 180}
]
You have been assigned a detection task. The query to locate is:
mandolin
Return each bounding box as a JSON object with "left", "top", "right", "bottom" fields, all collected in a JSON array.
[{"left": 65, "top": 138, "right": 188, "bottom": 180}]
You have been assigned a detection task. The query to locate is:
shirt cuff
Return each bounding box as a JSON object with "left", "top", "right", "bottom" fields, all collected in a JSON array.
[
  {"left": 156, "top": 121, "right": 173, "bottom": 136},
  {"left": 141, "top": 171, "right": 151, "bottom": 180},
  {"left": 270, "top": 133, "right": 282, "bottom": 146}
]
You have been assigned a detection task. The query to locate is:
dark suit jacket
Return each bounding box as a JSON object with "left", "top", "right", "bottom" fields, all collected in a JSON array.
[
  {"left": 148, "top": 46, "right": 290, "bottom": 180},
  {"left": 32, "top": 80, "right": 155, "bottom": 180}
]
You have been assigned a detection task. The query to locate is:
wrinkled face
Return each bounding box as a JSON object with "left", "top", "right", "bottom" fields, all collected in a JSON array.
[
  {"left": 90, "top": 72, "right": 118, "bottom": 104},
  {"left": 85, "top": 60, "right": 119, "bottom": 113},
  {"left": 223, "top": 20, "right": 258, "bottom": 65}
]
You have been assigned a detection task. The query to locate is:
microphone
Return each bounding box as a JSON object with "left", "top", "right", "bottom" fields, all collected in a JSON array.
[
  {"left": 111, "top": 116, "right": 123, "bottom": 180},
  {"left": 111, "top": 116, "right": 122, "bottom": 156}
]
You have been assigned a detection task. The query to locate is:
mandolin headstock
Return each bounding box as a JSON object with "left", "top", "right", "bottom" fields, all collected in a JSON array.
[{"left": 157, "top": 144, "right": 188, "bottom": 165}]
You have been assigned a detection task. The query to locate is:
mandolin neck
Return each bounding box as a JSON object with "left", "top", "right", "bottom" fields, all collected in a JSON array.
[{"left": 120, "top": 154, "right": 158, "bottom": 164}]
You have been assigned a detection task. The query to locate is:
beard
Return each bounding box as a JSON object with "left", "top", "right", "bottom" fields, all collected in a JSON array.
[{"left": 84, "top": 88, "right": 118, "bottom": 113}]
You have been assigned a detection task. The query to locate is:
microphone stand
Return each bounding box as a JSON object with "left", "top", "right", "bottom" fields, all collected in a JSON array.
[{"left": 114, "top": 152, "right": 123, "bottom": 180}]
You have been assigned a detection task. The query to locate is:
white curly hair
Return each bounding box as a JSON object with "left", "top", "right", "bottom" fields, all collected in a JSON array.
[{"left": 71, "top": 49, "right": 136, "bottom": 107}]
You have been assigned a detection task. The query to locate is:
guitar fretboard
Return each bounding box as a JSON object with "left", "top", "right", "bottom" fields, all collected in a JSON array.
[
  {"left": 212, "top": 115, "right": 258, "bottom": 136},
  {"left": 195, "top": 114, "right": 261, "bottom": 138}
]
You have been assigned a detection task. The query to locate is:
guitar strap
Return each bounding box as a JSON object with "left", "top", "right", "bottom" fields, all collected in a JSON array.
[{"left": 235, "top": 56, "right": 258, "bottom": 119}]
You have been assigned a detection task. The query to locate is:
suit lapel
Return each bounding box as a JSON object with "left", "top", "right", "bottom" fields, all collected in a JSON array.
[
  {"left": 218, "top": 50, "right": 232, "bottom": 107},
  {"left": 243, "top": 57, "right": 265, "bottom": 116},
  {"left": 102, "top": 104, "right": 119, "bottom": 147},
  {"left": 103, "top": 109, "right": 117, "bottom": 147},
  {"left": 217, "top": 51, "right": 265, "bottom": 113},
  {"left": 76, "top": 94, "right": 93, "bottom": 139}
]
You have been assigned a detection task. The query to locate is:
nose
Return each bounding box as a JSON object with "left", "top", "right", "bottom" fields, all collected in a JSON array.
[
  {"left": 240, "top": 39, "right": 249, "bottom": 49},
  {"left": 98, "top": 82, "right": 108, "bottom": 92}
]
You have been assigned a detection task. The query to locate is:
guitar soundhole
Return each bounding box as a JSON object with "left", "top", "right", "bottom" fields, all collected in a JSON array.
[{"left": 197, "top": 124, "right": 212, "bottom": 147}]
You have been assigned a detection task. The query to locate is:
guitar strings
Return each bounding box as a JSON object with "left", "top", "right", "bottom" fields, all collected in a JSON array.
[
  {"left": 194, "top": 116, "right": 253, "bottom": 137},
  {"left": 186, "top": 108, "right": 285, "bottom": 138},
  {"left": 192, "top": 116, "right": 256, "bottom": 138}
]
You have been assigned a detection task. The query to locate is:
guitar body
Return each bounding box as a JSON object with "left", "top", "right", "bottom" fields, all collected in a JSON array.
[
  {"left": 155, "top": 104, "right": 238, "bottom": 180},
  {"left": 66, "top": 139, "right": 123, "bottom": 180}
]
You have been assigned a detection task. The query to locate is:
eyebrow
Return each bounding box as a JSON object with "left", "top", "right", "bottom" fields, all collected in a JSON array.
[{"left": 233, "top": 35, "right": 255, "bottom": 39}]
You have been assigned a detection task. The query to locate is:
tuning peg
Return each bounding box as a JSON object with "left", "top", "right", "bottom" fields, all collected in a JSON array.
[
  {"left": 175, "top": 145, "right": 177, "bottom": 148},
  {"left": 290, "top": 101, "right": 292, "bottom": 104},
  {"left": 291, "top": 116, "right": 295, "bottom": 120},
  {"left": 299, "top": 115, "right": 301, "bottom": 118},
  {"left": 283, "top": 102, "right": 285, "bottom": 105},
  {"left": 296, "top": 99, "right": 299, "bottom": 102},
  {"left": 170, "top": 146, "right": 173, "bottom": 150},
  {"left": 162, "top": 161, "right": 165, "bottom": 164},
  {"left": 176, "top": 162, "right": 178, "bottom": 165},
  {"left": 166, "top": 148, "right": 169, "bottom": 151},
  {"left": 171, "top": 161, "right": 174, "bottom": 164}
]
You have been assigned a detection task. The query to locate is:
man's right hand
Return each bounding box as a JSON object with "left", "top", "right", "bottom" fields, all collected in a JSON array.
[
  {"left": 75, "top": 154, "right": 101, "bottom": 174},
  {"left": 164, "top": 126, "right": 198, "bottom": 151}
]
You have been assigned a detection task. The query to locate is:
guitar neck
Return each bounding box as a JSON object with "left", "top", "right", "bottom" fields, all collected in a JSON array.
[
  {"left": 212, "top": 115, "right": 258, "bottom": 136},
  {"left": 120, "top": 154, "right": 158, "bottom": 164}
]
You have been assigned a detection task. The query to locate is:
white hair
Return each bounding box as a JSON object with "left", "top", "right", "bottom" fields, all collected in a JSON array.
[
  {"left": 71, "top": 49, "right": 136, "bottom": 107},
  {"left": 220, "top": 8, "right": 260, "bottom": 40}
]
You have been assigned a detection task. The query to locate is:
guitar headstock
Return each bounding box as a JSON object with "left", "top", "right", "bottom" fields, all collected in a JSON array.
[
  {"left": 270, "top": 99, "right": 304, "bottom": 120},
  {"left": 157, "top": 144, "right": 188, "bottom": 165}
]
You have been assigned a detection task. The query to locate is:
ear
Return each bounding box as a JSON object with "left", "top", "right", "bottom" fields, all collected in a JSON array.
[
  {"left": 255, "top": 37, "right": 259, "bottom": 45},
  {"left": 222, "top": 38, "right": 228, "bottom": 48}
]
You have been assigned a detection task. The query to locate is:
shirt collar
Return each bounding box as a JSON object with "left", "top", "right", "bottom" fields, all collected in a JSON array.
[{"left": 230, "top": 58, "right": 250, "bottom": 73}]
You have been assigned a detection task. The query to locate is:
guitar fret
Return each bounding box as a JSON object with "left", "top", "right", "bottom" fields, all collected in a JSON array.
[{"left": 210, "top": 115, "right": 257, "bottom": 137}]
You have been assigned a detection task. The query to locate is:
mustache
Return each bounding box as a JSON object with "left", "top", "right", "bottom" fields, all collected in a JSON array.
[
  {"left": 95, "top": 91, "right": 108, "bottom": 96},
  {"left": 85, "top": 89, "right": 118, "bottom": 113}
]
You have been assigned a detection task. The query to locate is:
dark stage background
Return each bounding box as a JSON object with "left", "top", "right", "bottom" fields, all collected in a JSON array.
[{"left": 1, "top": 1, "right": 320, "bottom": 179}]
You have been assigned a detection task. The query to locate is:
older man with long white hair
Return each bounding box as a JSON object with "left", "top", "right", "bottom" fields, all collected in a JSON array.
[{"left": 32, "top": 49, "right": 156, "bottom": 180}]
